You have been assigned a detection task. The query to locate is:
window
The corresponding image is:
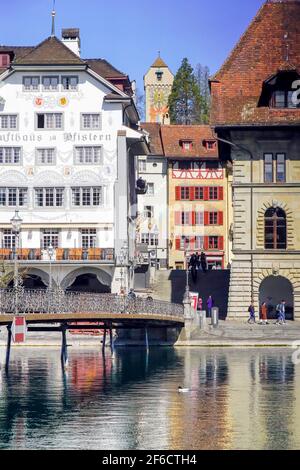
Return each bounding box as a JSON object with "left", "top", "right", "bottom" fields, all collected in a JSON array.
[
  {"left": 208, "top": 236, "right": 219, "bottom": 249},
  {"left": 81, "top": 229, "right": 97, "bottom": 249},
  {"left": 62, "top": 76, "right": 78, "bottom": 91},
  {"left": 74, "top": 146, "right": 102, "bottom": 164},
  {"left": 276, "top": 153, "right": 286, "bottom": 182},
  {"left": 178, "top": 161, "right": 193, "bottom": 170},
  {"left": 0, "top": 115, "right": 17, "bottom": 130},
  {"left": 180, "top": 140, "right": 193, "bottom": 150},
  {"left": 181, "top": 212, "right": 190, "bottom": 225},
  {"left": 139, "top": 160, "right": 147, "bottom": 172},
  {"left": 203, "top": 140, "right": 217, "bottom": 150},
  {"left": 36, "top": 148, "right": 55, "bottom": 165},
  {"left": 0, "top": 147, "right": 21, "bottom": 164},
  {"left": 35, "top": 188, "right": 64, "bottom": 207},
  {"left": 180, "top": 236, "right": 192, "bottom": 251},
  {"left": 2, "top": 229, "right": 15, "bottom": 249},
  {"left": 195, "top": 212, "right": 204, "bottom": 225},
  {"left": 147, "top": 183, "right": 154, "bottom": 195},
  {"left": 144, "top": 206, "right": 154, "bottom": 218},
  {"left": 180, "top": 187, "right": 190, "bottom": 200},
  {"left": 271, "top": 90, "right": 300, "bottom": 109},
  {"left": 265, "top": 207, "right": 287, "bottom": 250},
  {"left": 264, "top": 153, "right": 273, "bottom": 183},
  {"left": 23, "top": 76, "right": 40, "bottom": 91},
  {"left": 209, "top": 212, "right": 218, "bottom": 225},
  {"left": 0, "top": 54, "right": 10, "bottom": 67},
  {"left": 71, "top": 187, "right": 103, "bottom": 207},
  {"left": 41, "top": 229, "right": 59, "bottom": 249},
  {"left": 195, "top": 236, "right": 204, "bottom": 250},
  {"left": 81, "top": 114, "right": 101, "bottom": 130},
  {"left": 195, "top": 187, "right": 204, "bottom": 200},
  {"left": 42, "top": 76, "right": 59, "bottom": 91},
  {"left": 0, "top": 187, "right": 27, "bottom": 207},
  {"left": 37, "top": 113, "right": 63, "bottom": 130},
  {"left": 209, "top": 187, "right": 218, "bottom": 200},
  {"left": 141, "top": 233, "right": 158, "bottom": 246}
]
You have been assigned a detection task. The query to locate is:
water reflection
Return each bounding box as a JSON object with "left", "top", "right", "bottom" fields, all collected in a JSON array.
[{"left": 0, "top": 347, "right": 299, "bottom": 449}]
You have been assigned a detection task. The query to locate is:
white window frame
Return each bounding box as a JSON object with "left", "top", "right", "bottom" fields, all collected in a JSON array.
[
  {"left": 81, "top": 229, "right": 97, "bottom": 248},
  {"left": 71, "top": 187, "right": 104, "bottom": 207},
  {"left": 42, "top": 76, "right": 59, "bottom": 92},
  {"left": 0, "top": 114, "right": 18, "bottom": 130},
  {"left": 2, "top": 229, "right": 16, "bottom": 249},
  {"left": 0, "top": 147, "right": 21, "bottom": 164},
  {"left": 36, "top": 148, "right": 56, "bottom": 165},
  {"left": 36, "top": 113, "right": 63, "bottom": 130},
  {"left": 81, "top": 114, "right": 102, "bottom": 130},
  {"left": 34, "top": 187, "right": 64, "bottom": 207},
  {"left": 23, "top": 76, "right": 40, "bottom": 91},
  {"left": 74, "top": 146, "right": 103, "bottom": 165},
  {"left": 0, "top": 187, "right": 28, "bottom": 207},
  {"left": 41, "top": 229, "right": 60, "bottom": 249},
  {"left": 62, "top": 76, "right": 79, "bottom": 91},
  {"left": 147, "top": 182, "right": 154, "bottom": 195}
]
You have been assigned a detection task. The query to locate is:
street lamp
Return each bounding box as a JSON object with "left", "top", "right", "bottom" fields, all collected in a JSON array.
[
  {"left": 119, "top": 242, "right": 128, "bottom": 294},
  {"left": 184, "top": 250, "right": 190, "bottom": 302},
  {"left": 47, "top": 244, "right": 54, "bottom": 291},
  {"left": 10, "top": 210, "right": 23, "bottom": 316},
  {"left": 153, "top": 226, "right": 159, "bottom": 271}
]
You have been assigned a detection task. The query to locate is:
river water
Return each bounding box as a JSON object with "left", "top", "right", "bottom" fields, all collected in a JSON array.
[{"left": 0, "top": 347, "right": 299, "bottom": 450}]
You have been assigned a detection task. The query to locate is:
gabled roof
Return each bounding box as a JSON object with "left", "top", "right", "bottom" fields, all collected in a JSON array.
[
  {"left": 151, "top": 56, "right": 168, "bottom": 68},
  {"left": 210, "top": 0, "right": 300, "bottom": 126},
  {"left": 161, "top": 125, "right": 218, "bottom": 159},
  {"left": 14, "top": 36, "right": 85, "bottom": 65},
  {"left": 86, "top": 59, "right": 126, "bottom": 79},
  {"left": 140, "top": 123, "right": 164, "bottom": 155}
]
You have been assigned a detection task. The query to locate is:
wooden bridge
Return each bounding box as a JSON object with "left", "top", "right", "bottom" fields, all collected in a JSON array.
[{"left": 0, "top": 289, "right": 185, "bottom": 371}]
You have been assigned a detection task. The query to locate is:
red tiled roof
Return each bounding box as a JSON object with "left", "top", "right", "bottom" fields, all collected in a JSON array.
[
  {"left": 160, "top": 125, "right": 218, "bottom": 159},
  {"left": 140, "top": 123, "right": 164, "bottom": 155},
  {"left": 210, "top": 0, "right": 300, "bottom": 126},
  {"left": 86, "top": 58, "right": 127, "bottom": 79}
]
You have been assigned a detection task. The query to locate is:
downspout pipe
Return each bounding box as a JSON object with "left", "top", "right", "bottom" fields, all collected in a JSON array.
[{"left": 213, "top": 135, "right": 254, "bottom": 303}]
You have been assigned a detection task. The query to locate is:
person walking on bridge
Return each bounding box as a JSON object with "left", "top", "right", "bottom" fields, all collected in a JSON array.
[{"left": 207, "top": 295, "right": 214, "bottom": 318}]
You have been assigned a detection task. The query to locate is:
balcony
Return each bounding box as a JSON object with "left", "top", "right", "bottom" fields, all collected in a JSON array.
[{"left": 0, "top": 248, "right": 115, "bottom": 263}]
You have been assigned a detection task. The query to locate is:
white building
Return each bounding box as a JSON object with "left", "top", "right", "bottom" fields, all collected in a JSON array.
[
  {"left": 0, "top": 28, "right": 148, "bottom": 293},
  {"left": 137, "top": 123, "right": 168, "bottom": 269}
]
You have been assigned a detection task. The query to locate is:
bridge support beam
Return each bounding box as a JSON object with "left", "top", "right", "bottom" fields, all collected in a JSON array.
[
  {"left": 102, "top": 327, "right": 107, "bottom": 356},
  {"left": 109, "top": 323, "right": 115, "bottom": 358},
  {"left": 5, "top": 325, "right": 12, "bottom": 373},
  {"left": 60, "top": 325, "right": 68, "bottom": 370}
]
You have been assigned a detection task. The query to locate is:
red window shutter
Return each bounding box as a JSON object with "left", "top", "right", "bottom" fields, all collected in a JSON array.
[
  {"left": 175, "top": 237, "right": 181, "bottom": 250},
  {"left": 204, "top": 187, "right": 209, "bottom": 201},
  {"left": 191, "top": 212, "right": 196, "bottom": 226},
  {"left": 218, "top": 187, "right": 224, "bottom": 201},
  {"left": 204, "top": 211, "right": 209, "bottom": 226},
  {"left": 190, "top": 237, "right": 195, "bottom": 251},
  {"left": 175, "top": 187, "right": 181, "bottom": 201},
  {"left": 218, "top": 211, "right": 223, "bottom": 225},
  {"left": 204, "top": 236, "right": 209, "bottom": 250},
  {"left": 175, "top": 212, "right": 181, "bottom": 225},
  {"left": 189, "top": 187, "right": 195, "bottom": 201},
  {"left": 218, "top": 236, "right": 224, "bottom": 251}
]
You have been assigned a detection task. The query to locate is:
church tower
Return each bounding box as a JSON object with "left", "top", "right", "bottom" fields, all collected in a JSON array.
[{"left": 144, "top": 55, "right": 174, "bottom": 124}]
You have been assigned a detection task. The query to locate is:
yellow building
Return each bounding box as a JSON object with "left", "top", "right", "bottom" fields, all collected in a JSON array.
[
  {"left": 144, "top": 55, "right": 174, "bottom": 124},
  {"left": 160, "top": 125, "right": 231, "bottom": 270}
]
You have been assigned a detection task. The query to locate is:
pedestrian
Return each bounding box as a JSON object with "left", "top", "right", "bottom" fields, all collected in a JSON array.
[
  {"left": 260, "top": 302, "right": 268, "bottom": 325},
  {"left": 189, "top": 253, "right": 198, "bottom": 283},
  {"left": 276, "top": 299, "right": 286, "bottom": 325},
  {"left": 207, "top": 295, "right": 214, "bottom": 317},
  {"left": 197, "top": 297, "right": 203, "bottom": 311},
  {"left": 200, "top": 252, "right": 207, "bottom": 273},
  {"left": 247, "top": 302, "right": 256, "bottom": 324},
  {"left": 127, "top": 288, "right": 136, "bottom": 300}
]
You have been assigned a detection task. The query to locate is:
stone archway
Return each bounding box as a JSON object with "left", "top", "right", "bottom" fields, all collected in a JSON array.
[
  {"left": 61, "top": 267, "right": 112, "bottom": 293},
  {"left": 8, "top": 268, "right": 53, "bottom": 290},
  {"left": 259, "top": 276, "right": 294, "bottom": 320}
]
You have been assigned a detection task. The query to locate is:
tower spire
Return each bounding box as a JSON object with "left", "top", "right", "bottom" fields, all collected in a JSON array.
[{"left": 51, "top": 0, "right": 56, "bottom": 37}]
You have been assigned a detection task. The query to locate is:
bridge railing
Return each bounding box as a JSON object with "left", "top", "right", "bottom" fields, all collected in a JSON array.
[{"left": 0, "top": 289, "right": 184, "bottom": 319}]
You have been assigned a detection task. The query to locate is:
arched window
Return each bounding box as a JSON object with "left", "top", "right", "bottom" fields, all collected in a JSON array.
[{"left": 265, "top": 207, "right": 287, "bottom": 249}]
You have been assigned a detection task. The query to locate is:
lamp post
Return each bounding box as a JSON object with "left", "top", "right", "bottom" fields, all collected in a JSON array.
[
  {"left": 47, "top": 244, "right": 54, "bottom": 292},
  {"left": 119, "top": 242, "right": 128, "bottom": 294},
  {"left": 184, "top": 250, "right": 190, "bottom": 302},
  {"left": 10, "top": 210, "right": 23, "bottom": 316},
  {"left": 153, "top": 227, "right": 159, "bottom": 271}
]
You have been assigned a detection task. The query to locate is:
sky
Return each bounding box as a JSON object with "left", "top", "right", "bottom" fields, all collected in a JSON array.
[{"left": 0, "top": 0, "right": 265, "bottom": 93}]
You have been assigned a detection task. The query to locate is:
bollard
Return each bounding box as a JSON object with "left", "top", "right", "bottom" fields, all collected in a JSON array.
[
  {"left": 211, "top": 307, "right": 219, "bottom": 328},
  {"left": 199, "top": 310, "right": 207, "bottom": 329}
]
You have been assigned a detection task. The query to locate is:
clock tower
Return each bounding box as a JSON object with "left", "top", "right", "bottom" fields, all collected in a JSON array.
[{"left": 144, "top": 54, "right": 174, "bottom": 124}]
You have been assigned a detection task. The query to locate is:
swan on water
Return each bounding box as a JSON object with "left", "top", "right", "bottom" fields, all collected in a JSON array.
[{"left": 178, "top": 386, "right": 190, "bottom": 393}]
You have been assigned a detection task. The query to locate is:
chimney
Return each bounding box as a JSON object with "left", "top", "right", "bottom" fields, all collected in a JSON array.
[{"left": 61, "top": 28, "right": 81, "bottom": 56}]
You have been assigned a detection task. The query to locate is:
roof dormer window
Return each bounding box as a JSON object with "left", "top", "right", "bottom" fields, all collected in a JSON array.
[
  {"left": 203, "top": 139, "right": 217, "bottom": 150},
  {"left": 179, "top": 139, "right": 193, "bottom": 151},
  {"left": 0, "top": 54, "right": 10, "bottom": 67},
  {"left": 259, "top": 71, "right": 300, "bottom": 109}
]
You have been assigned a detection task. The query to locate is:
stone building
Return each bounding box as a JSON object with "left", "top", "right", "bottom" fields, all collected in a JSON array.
[
  {"left": 0, "top": 27, "right": 147, "bottom": 293},
  {"left": 144, "top": 55, "right": 174, "bottom": 124},
  {"left": 210, "top": 0, "right": 300, "bottom": 319}
]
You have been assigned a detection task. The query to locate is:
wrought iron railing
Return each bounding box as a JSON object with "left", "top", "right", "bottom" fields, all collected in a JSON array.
[
  {"left": 0, "top": 248, "right": 115, "bottom": 262},
  {"left": 0, "top": 289, "right": 184, "bottom": 319}
]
